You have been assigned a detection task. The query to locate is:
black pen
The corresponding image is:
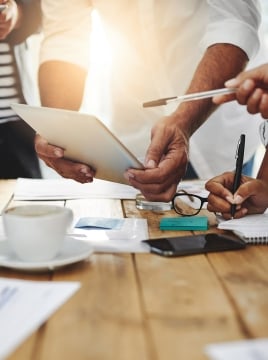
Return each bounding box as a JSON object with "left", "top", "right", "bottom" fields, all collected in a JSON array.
[{"left": 231, "top": 134, "right": 245, "bottom": 218}]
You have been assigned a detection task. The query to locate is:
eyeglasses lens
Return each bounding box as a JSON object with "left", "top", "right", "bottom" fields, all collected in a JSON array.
[{"left": 173, "top": 194, "right": 202, "bottom": 216}]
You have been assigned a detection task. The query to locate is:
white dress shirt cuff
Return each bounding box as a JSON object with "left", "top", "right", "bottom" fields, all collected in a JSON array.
[{"left": 201, "top": 19, "right": 260, "bottom": 59}]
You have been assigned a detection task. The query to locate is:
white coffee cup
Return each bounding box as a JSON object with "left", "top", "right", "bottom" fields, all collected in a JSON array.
[{"left": 2, "top": 204, "right": 73, "bottom": 262}]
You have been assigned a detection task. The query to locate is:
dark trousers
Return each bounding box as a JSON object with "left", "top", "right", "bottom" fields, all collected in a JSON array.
[{"left": 0, "top": 120, "right": 41, "bottom": 179}]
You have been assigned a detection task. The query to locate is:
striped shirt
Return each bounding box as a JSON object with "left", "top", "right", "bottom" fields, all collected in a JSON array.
[{"left": 0, "top": 41, "right": 24, "bottom": 124}]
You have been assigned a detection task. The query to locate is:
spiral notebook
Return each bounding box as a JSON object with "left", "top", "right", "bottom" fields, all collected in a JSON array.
[{"left": 217, "top": 213, "right": 268, "bottom": 244}]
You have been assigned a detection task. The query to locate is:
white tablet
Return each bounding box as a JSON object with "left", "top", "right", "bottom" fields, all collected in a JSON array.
[{"left": 12, "top": 104, "right": 144, "bottom": 184}]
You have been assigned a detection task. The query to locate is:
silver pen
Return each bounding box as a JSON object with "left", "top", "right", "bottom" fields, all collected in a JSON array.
[{"left": 142, "top": 87, "right": 237, "bottom": 107}]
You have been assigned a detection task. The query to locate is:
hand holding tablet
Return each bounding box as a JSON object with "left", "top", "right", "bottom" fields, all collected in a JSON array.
[{"left": 11, "top": 104, "right": 143, "bottom": 184}]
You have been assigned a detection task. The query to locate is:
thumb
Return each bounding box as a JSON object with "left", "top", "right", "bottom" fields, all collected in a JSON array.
[
  {"left": 233, "top": 181, "right": 256, "bottom": 204},
  {"left": 144, "top": 132, "right": 166, "bottom": 169}
]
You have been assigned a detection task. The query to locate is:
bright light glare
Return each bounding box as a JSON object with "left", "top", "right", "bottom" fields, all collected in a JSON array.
[{"left": 90, "top": 9, "right": 112, "bottom": 66}]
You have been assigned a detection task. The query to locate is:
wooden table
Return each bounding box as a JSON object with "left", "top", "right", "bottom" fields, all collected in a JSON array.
[{"left": 1, "top": 179, "right": 268, "bottom": 360}]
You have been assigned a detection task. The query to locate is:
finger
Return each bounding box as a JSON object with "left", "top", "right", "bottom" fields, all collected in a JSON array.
[
  {"left": 234, "top": 179, "right": 264, "bottom": 202},
  {"left": 212, "top": 93, "right": 236, "bottom": 105},
  {"left": 259, "top": 93, "right": 268, "bottom": 119},
  {"left": 35, "top": 134, "right": 64, "bottom": 158},
  {"left": 144, "top": 130, "right": 168, "bottom": 168},
  {"left": 35, "top": 134, "right": 95, "bottom": 183},
  {"left": 140, "top": 182, "right": 178, "bottom": 202},
  {"left": 224, "top": 78, "right": 240, "bottom": 88},
  {"left": 235, "top": 79, "right": 256, "bottom": 105},
  {"left": 207, "top": 193, "right": 232, "bottom": 214},
  {"left": 205, "top": 172, "right": 234, "bottom": 195},
  {"left": 126, "top": 147, "right": 187, "bottom": 202},
  {"left": 246, "top": 88, "right": 263, "bottom": 115},
  {"left": 218, "top": 208, "right": 247, "bottom": 220},
  {"left": 129, "top": 149, "right": 185, "bottom": 184},
  {"left": 229, "top": 207, "right": 248, "bottom": 219},
  {"left": 126, "top": 165, "right": 180, "bottom": 202},
  {"left": 42, "top": 157, "right": 95, "bottom": 184}
]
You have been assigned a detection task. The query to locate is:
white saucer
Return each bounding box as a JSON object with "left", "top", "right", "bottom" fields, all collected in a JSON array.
[{"left": 0, "top": 237, "right": 93, "bottom": 272}]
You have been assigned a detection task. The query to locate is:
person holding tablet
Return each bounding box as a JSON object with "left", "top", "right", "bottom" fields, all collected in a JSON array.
[
  {"left": 205, "top": 63, "right": 268, "bottom": 219},
  {"left": 36, "top": 1, "right": 262, "bottom": 201}
]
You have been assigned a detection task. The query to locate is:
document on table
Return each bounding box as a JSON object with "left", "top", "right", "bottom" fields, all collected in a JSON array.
[
  {"left": 13, "top": 177, "right": 208, "bottom": 201},
  {"left": 205, "top": 338, "right": 268, "bottom": 360},
  {"left": 72, "top": 217, "right": 149, "bottom": 253},
  {"left": 0, "top": 278, "right": 80, "bottom": 360},
  {"left": 13, "top": 177, "right": 140, "bottom": 200},
  {"left": 0, "top": 216, "right": 149, "bottom": 253}
]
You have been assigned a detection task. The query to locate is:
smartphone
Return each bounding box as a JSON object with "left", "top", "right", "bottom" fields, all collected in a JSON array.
[{"left": 142, "top": 233, "right": 246, "bottom": 257}]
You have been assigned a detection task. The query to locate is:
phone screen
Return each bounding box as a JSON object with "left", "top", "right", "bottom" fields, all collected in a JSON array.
[{"left": 142, "top": 233, "right": 246, "bottom": 257}]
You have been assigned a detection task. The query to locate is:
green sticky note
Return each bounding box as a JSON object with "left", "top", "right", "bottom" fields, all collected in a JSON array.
[{"left": 159, "top": 216, "right": 208, "bottom": 231}]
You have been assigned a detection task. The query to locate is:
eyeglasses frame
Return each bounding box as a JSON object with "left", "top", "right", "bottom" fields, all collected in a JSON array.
[{"left": 172, "top": 191, "right": 208, "bottom": 216}]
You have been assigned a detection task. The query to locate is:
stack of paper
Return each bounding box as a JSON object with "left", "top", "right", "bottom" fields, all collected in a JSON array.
[{"left": 13, "top": 178, "right": 209, "bottom": 201}]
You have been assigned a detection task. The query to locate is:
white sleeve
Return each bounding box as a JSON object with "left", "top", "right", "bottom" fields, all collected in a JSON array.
[
  {"left": 40, "top": 0, "right": 92, "bottom": 70},
  {"left": 200, "top": 0, "right": 261, "bottom": 59}
]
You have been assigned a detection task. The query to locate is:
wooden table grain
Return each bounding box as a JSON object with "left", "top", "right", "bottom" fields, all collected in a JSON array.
[{"left": 1, "top": 180, "right": 268, "bottom": 360}]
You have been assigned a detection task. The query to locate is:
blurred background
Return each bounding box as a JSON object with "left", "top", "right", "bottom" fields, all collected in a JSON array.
[{"left": 41, "top": 1, "right": 268, "bottom": 179}]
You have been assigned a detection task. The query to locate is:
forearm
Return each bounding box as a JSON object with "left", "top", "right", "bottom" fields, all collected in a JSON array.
[
  {"left": 172, "top": 43, "right": 248, "bottom": 137},
  {"left": 39, "top": 61, "right": 88, "bottom": 110}
]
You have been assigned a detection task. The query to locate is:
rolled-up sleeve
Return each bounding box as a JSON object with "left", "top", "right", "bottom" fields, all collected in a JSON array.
[
  {"left": 40, "top": 0, "right": 92, "bottom": 70},
  {"left": 201, "top": 0, "right": 261, "bottom": 59}
]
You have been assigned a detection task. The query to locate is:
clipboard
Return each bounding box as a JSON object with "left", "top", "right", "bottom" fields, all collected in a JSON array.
[{"left": 11, "top": 104, "right": 144, "bottom": 184}]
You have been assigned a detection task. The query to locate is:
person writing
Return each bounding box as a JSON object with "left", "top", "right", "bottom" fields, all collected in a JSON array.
[
  {"left": 0, "top": 0, "right": 42, "bottom": 178},
  {"left": 36, "top": 1, "right": 262, "bottom": 201},
  {"left": 205, "top": 63, "right": 268, "bottom": 219}
]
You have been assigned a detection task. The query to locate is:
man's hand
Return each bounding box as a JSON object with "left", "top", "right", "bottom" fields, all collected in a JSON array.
[
  {"left": 125, "top": 115, "right": 189, "bottom": 202},
  {"left": 35, "top": 134, "right": 95, "bottom": 183},
  {"left": 213, "top": 64, "right": 268, "bottom": 119}
]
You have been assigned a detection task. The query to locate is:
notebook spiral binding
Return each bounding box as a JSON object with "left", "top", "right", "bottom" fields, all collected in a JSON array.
[{"left": 244, "top": 235, "right": 268, "bottom": 244}]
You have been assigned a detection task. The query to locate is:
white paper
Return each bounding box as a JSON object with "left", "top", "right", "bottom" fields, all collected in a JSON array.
[
  {"left": 0, "top": 278, "right": 80, "bottom": 360},
  {"left": 13, "top": 177, "right": 140, "bottom": 200},
  {"left": 177, "top": 179, "right": 209, "bottom": 198},
  {"left": 71, "top": 218, "right": 150, "bottom": 253},
  {"left": 205, "top": 338, "right": 268, "bottom": 360},
  {"left": 13, "top": 178, "right": 208, "bottom": 201}
]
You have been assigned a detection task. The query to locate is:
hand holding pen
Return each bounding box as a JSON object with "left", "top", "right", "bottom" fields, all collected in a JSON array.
[{"left": 231, "top": 134, "right": 245, "bottom": 218}]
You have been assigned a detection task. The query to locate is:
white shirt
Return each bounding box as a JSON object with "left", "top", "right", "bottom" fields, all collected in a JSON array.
[{"left": 40, "top": 0, "right": 263, "bottom": 178}]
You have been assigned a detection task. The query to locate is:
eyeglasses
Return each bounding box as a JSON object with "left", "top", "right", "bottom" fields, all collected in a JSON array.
[{"left": 172, "top": 190, "right": 208, "bottom": 216}]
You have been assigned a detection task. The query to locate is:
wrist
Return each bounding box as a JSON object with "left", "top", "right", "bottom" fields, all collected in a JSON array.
[{"left": 171, "top": 102, "right": 207, "bottom": 138}]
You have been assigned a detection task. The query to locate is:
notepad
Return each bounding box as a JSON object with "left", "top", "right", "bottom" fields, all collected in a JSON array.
[
  {"left": 217, "top": 213, "right": 268, "bottom": 244},
  {"left": 160, "top": 216, "right": 208, "bottom": 231}
]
